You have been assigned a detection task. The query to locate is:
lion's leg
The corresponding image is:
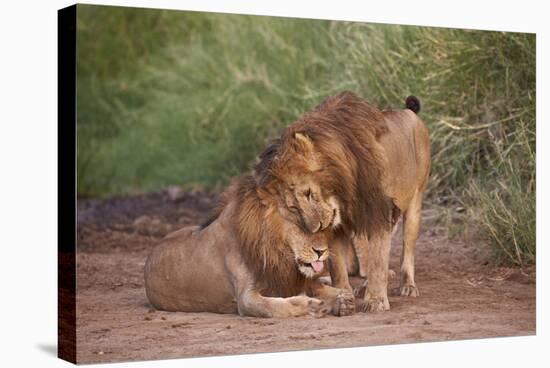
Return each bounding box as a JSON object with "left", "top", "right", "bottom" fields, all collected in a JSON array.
[
  {"left": 237, "top": 290, "right": 328, "bottom": 318},
  {"left": 363, "top": 230, "right": 392, "bottom": 312},
  {"left": 309, "top": 280, "right": 355, "bottom": 316},
  {"left": 352, "top": 234, "right": 369, "bottom": 278},
  {"left": 345, "top": 235, "right": 360, "bottom": 276},
  {"left": 328, "top": 235, "right": 353, "bottom": 292},
  {"left": 352, "top": 202, "right": 400, "bottom": 280},
  {"left": 400, "top": 190, "right": 423, "bottom": 297},
  {"left": 226, "top": 252, "right": 329, "bottom": 318}
]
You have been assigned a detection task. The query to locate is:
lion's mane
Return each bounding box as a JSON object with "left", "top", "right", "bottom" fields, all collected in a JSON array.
[
  {"left": 232, "top": 175, "right": 309, "bottom": 297},
  {"left": 256, "top": 91, "right": 392, "bottom": 237}
]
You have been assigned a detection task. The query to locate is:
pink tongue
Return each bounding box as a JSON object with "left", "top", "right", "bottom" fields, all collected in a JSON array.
[{"left": 311, "top": 261, "right": 324, "bottom": 273}]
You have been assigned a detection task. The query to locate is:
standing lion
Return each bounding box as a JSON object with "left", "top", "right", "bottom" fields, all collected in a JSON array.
[{"left": 255, "top": 92, "right": 431, "bottom": 313}]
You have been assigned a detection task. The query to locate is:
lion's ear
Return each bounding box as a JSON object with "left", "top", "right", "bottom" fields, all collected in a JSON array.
[{"left": 294, "top": 132, "right": 314, "bottom": 152}]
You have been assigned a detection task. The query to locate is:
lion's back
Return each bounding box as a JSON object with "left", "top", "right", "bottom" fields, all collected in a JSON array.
[{"left": 144, "top": 224, "right": 237, "bottom": 313}]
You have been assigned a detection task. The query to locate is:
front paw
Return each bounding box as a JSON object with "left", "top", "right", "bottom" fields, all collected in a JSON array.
[
  {"left": 289, "top": 296, "right": 329, "bottom": 318},
  {"left": 362, "top": 295, "right": 390, "bottom": 313},
  {"left": 400, "top": 283, "right": 419, "bottom": 297},
  {"left": 333, "top": 290, "right": 356, "bottom": 316}
]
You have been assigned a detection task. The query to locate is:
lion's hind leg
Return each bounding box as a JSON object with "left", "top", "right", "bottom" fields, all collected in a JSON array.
[{"left": 400, "top": 189, "right": 423, "bottom": 297}]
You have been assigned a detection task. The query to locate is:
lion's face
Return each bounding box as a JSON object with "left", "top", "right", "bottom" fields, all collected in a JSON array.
[
  {"left": 278, "top": 173, "right": 341, "bottom": 234},
  {"left": 284, "top": 221, "right": 331, "bottom": 278},
  {"left": 256, "top": 131, "right": 341, "bottom": 237}
]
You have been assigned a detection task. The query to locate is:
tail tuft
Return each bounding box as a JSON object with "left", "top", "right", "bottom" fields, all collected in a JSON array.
[{"left": 405, "top": 96, "right": 421, "bottom": 114}]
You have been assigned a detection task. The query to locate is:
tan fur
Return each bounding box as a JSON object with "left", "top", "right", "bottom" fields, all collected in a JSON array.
[
  {"left": 144, "top": 173, "right": 355, "bottom": 318},
  {"left": 255, "top": 91, "right": 431, "bottom": 312}
]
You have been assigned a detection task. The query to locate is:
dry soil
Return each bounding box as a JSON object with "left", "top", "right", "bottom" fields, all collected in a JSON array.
[{"left": 75, "top": 190, "right": 535, "bottom": 364}]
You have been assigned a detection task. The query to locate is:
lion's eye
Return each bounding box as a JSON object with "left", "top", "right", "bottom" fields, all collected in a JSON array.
[
  {"left": 303, "top": 189, "right": 312, "bottom": 200},
  {"left": 289, "top": 206, "right": 300, "bottom": 214}
]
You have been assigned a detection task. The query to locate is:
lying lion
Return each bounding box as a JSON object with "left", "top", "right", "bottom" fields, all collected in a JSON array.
[{"left": 144, "top": 138, "right": 355, "bottom": 318}]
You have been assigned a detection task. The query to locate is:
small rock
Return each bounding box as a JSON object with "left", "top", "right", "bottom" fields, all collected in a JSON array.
[
  {"left": 166, "top": 186, "right": 185, "bottom": 201},
  {"left": 133, "top": 215, "right": 151, "bottom": 228},
  {"left": 171, "top": 322, "right": 191, "bottom": 328},
  {"left": 133, "top": 215, "right": 171, "bottom": 236}
]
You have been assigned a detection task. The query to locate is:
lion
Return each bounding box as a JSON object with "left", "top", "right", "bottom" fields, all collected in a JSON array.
[
  {"left": 255, "top": 92, "right": 431, "bottom": 313},
  {"left": 144, "top": 135, "right": 355, "bottom": 318}
]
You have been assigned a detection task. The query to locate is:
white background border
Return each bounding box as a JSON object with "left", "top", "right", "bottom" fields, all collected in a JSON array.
[{"left": 0, "top": 0, "right": 546, "bottom": 367}]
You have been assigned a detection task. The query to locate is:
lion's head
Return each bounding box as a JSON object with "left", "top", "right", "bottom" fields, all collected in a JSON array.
[
  {"left": 255, "top": 132, "right": 342, "bottom": 234},
  {"left": 277, "top": 172, "right": 341, "bottom": 234}
]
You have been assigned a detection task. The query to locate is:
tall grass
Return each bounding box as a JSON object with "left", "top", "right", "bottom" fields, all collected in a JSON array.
[{"left": 76, "top": 5, "right": 535, "bottom": 264}]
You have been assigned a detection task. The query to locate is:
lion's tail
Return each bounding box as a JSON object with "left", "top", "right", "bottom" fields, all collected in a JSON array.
[{"left": 405, "top": 96, "right": 421, "bottom": 114}]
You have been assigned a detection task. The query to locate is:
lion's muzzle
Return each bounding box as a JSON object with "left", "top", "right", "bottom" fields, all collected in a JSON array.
[{"left": 297, "top": 247, "right": 329, "bottom": 277}]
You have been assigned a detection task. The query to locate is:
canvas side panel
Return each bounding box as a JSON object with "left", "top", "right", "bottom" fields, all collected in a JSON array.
[{"left": 58, "top": 4, "right": 77, "bottom": 364}]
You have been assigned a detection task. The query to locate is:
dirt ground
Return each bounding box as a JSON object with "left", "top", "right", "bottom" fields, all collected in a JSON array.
[{"left": 76, "top": 189, "right": 535, "bottom": 364}]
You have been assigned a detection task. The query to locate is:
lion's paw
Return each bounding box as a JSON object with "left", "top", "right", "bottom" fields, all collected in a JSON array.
[
  {"left": 333, "top": 290, "right": 356, "bottom": 317},
  {"left": 289, "top": 296, "right": 329, "bottom": 318},
  {"left": 362, "top": 295, "right": 390, "bottom": 313},
  {"left": 400, "top": 284, "right": 419, "bottom": 297},
  {"left": 306, "top": 297, "right": 330, "bottom": 318}
]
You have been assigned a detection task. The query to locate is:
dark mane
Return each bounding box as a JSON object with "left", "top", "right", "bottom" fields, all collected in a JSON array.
[
  {"left": 202, "top": 175, "right": 306, "bottom": 297},
  {"left": 253, "top": 138, "right": 281, "bottom": 186},
  {"left": 258, "top": 91, "right": 393, "bottom": 237},
  {"left": 234, "top": 175, "right": 306, "bottom": 297}
]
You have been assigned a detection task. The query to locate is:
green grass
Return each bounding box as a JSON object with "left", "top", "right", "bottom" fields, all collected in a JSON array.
[{"left": 76, "top": 5, "right": 535, "bottom": 265}]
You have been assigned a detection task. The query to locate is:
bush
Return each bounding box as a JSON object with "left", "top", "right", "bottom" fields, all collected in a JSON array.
[{"left": 76, "top": 5, "right": 535, "bottom": 264}]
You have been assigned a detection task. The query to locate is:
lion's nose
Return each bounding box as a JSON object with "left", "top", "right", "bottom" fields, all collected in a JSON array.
[{"left": 313, "top": 248, "right": 327, "bottom": 259}]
